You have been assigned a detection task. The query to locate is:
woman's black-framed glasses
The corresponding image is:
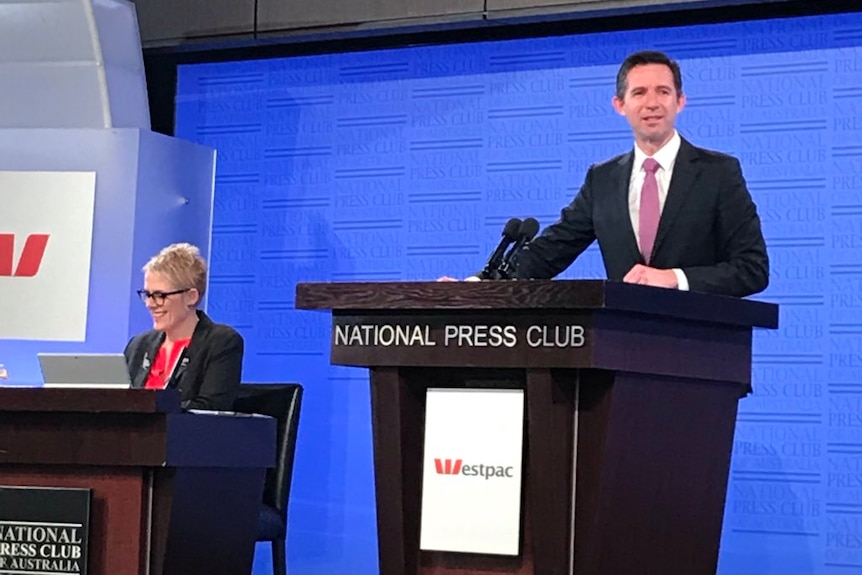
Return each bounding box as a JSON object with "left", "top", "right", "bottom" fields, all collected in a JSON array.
[{"left": 136, "top": 288, "right": 190, "bottom": 306}]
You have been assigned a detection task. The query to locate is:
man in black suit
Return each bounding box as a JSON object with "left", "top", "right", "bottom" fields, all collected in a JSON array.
[{"left": 513, "top": 51, "right": 768, "bottom": 297}]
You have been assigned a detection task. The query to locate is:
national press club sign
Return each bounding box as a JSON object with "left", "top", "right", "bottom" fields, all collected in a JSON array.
[
  {"left": 329, "top": 314, "right": 592, "bottom": 368},
  {"left": 0, "top": 486, "right": 91, "bottom": 575}
]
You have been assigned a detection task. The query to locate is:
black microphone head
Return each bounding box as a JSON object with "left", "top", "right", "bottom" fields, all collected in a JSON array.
[
  {"left": 478, "top": 217, "right": 524, "bottom": 280},
  {"left": 519, "top": 218, "right": 540, "bottom": 241},
  {"left": 494, "top": 217, "right": 541, "bottom": 280},
  {"left": 502, "top": 217, "right": 522, "bottom": 240}
]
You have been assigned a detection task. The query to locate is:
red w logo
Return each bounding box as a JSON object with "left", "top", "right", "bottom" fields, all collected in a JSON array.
[
  {"left": 0, "top": 234, "right": 50, "bottom": 277},
  {"left": 434, "top": 458, "right": 463, "bottom": 475}
]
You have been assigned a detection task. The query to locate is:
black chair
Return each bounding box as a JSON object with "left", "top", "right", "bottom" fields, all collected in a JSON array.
[{"left": 233, "top": 383, "right": 303, "bottom": 575}]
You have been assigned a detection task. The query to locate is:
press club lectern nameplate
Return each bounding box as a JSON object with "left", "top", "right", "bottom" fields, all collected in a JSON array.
[
  {"left": 0, "top": 485, "right": 92, "bottom": 574},
  {"left": 296, "top": 280, "right": 778, "bottom": 575}
]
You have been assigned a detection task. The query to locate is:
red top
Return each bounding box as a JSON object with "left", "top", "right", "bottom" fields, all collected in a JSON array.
[{"left": 144, "top": 338, "right": 192, "bottom": 390}]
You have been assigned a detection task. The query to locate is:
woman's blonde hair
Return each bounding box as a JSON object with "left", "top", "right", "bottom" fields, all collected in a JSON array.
[{"left": 143, "top": 243, "right": 207, "bottom": 302}]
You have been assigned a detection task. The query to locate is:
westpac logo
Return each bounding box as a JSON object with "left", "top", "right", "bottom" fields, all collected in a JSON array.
[
  {"left": 433, "top": 458, "right": 515, "bottom": 479},
  {"left": 0, "top": 170, "right": 96, "bottom": 342},
  {"left": 0, "top": 233, "right": 50, "bottom": 277}
]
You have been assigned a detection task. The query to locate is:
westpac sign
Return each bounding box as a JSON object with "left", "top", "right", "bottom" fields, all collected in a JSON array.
[
  {"left": 0, "top": 171, "right": 96, "bottom": 341},
  {"left": 0, "top": 233, "right": 50, "bottom": 277},
  {"left": 420, "top": 388, "right": 525, "bottom": 556}
]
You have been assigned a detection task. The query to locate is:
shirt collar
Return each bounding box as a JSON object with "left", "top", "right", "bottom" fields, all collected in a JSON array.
[{"left": 633, "top": 130, "right": 681, "bottom": 173}]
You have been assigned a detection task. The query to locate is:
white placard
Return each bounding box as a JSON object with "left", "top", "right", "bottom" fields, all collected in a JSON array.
[
  {"left": 0, "top": 171, "right": 96, "bottom": 341},
  {"left": 420, "top": 388, "right": 525, "bottom": 555}
]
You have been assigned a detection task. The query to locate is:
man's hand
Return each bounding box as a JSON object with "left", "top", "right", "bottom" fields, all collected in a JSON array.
[{"left": 623, "top": 264, "right": 679, "bottom": 288}]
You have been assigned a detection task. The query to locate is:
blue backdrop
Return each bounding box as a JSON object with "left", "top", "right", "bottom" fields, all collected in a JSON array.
[{"left": 175, "top": 11, "right": 862, "bottom": 575}]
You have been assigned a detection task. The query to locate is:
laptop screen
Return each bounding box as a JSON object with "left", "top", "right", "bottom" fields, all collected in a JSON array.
[{"left": 37, "top": 353, "right": 132, "bottom": 389}]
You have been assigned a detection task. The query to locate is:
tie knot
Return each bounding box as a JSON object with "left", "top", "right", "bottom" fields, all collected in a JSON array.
[{"left": 643, "top": 158, "right": 660, "bottom": 174}]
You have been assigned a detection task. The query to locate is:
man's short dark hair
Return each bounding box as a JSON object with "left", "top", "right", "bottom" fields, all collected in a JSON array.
[{"left": 615, "top": 51, "right": 683, "bottom": 100}]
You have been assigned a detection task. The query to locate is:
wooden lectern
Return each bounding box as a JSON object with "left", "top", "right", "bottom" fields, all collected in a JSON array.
[
  {"left": 296, "top": 280, "right": 778, "bottom": 575},
  {"left": 0, "top": 388, "right": 274, "bottom": 575}
]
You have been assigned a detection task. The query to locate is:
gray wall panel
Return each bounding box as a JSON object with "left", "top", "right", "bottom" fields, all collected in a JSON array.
[
  {"left": 135, "top": 0, "right": 799, "bottom": 48},
  {"left": 486, "top": 0, "right": 789, "bottom": 15},
  {"left": 489, "top": 0, "right": 693, "bottom": 10},
  {"left": 257, "top": 0, "right": 484, "bottom": 32},
  {"left": 135, "top": 0, "right": 255, "bottom": 43}
]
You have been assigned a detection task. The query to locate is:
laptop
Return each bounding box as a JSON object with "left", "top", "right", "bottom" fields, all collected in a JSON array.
[{"left": 37, "top": 353, "right": 132, "bottom": 389}]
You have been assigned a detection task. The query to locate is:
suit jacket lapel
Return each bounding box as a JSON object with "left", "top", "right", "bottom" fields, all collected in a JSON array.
[
  {"left": 169, "top": 311, "right": 208, "bottom": 390},
  {"left": 173, "top": 333, "right": 201, "bottom": 387},
  {"left": 167, "top": 347, "right": 192, "bottom": 389},
  {"left": 132, "top": 333, "right": 164, "bottom": 388},
  {"left": 613, "top": 151, "right": 642, "bottom": 264},
  {"left": 652, "top": 139, "right": 699, "bottom": 258}
]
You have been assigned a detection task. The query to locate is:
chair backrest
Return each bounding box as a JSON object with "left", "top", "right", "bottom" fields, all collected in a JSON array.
[{"left": 233, "top": 383, "right": 303, "bottom": 517}]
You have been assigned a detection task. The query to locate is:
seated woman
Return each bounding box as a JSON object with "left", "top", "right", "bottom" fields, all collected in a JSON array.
[{"left": 124, "top": 243, "right": 243, "bottom": 410}]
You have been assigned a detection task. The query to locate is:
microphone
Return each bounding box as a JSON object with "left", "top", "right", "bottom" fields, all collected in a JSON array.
[
  {"left": 496, "top": 217, "right": 540, "bottom": 279},
  {"left": 478, "top": 217, "right": 522, "bottom": 280}
]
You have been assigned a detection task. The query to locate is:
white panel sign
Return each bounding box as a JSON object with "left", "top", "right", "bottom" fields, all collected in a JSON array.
[
  {"left": 0, "top": 171, "right": 96, "bottom": 341},
  {"left": 420, "top": 388, "right": 525, "bottom": 555}
]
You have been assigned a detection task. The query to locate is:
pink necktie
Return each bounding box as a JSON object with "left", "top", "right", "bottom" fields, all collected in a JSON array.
[{"left": 639, "top": 158, "right": 661, "bottom": 264}]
